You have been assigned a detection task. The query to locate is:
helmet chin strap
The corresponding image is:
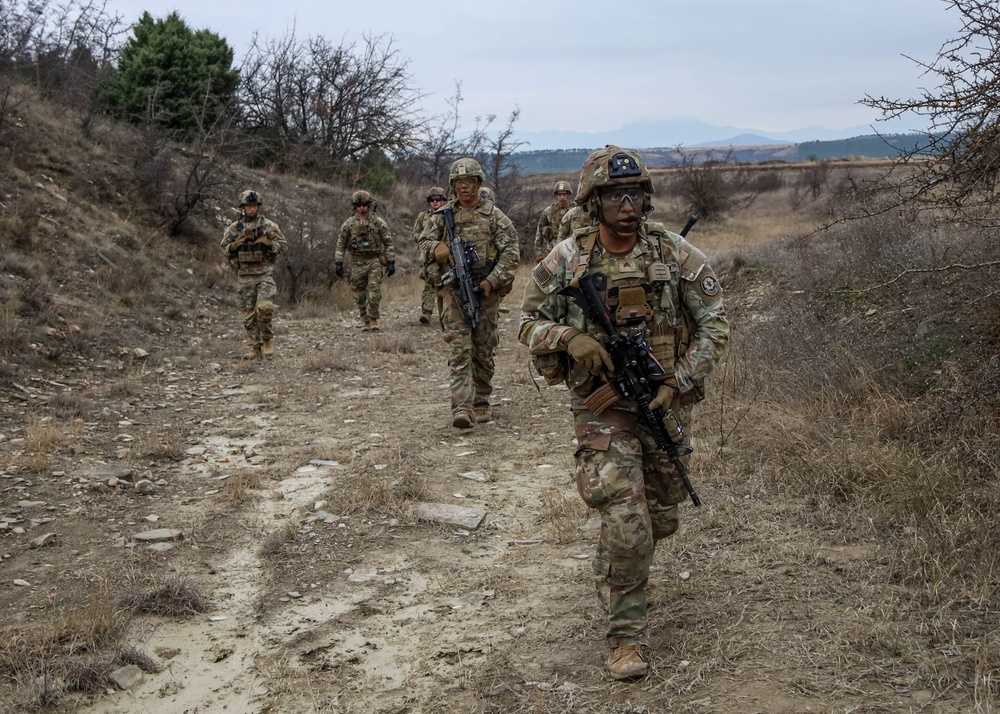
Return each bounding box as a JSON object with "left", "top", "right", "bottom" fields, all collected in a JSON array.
[{"left": 594, "top": 199, "right": 649, "bottom": 240}]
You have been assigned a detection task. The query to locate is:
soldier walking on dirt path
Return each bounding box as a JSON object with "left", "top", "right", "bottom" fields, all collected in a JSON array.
[
  {"left": 414, "top": 186, "right": 448, "bottom": 325},
  {"left": 533, "top": 180, "right": 573, "bottom": 262},
  {"left": 418, "top": 157, "right": 520, "bottom": 428},
  {"left": 221, "top": 189, "right": 288, "bottom": 360},
  {"left": 335, "top": 190, "right": 395, "bottom": 332},
  {"left": 519, "top": 146, "right": 729, "bottom": 680}
]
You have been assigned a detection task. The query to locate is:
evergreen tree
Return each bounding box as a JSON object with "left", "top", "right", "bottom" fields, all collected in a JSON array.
[{"left": 106, "top": 12, "right": 238, "bottom": 137}]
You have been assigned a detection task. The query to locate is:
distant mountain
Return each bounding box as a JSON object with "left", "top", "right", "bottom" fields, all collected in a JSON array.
[
  {"left": 695, "top": 133, "right": 793, "bottom": 148},
  {"left": 513, "top": 116, "right": 924, "bottom": 152}
]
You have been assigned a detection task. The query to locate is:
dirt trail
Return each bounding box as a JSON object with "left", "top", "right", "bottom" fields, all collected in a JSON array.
[{"left": 49, "top": 273, "right": 977, "bottom": 714}]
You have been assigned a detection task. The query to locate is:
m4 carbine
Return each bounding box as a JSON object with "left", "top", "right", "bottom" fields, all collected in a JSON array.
[{"left": 437, "top": 206, "right": 481, "bottom": 328}]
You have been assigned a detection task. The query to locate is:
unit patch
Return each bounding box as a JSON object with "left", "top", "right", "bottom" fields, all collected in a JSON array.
[
  {"left": 532, "top": 260, "right": 554, "bottom": 288},
  {"left": 700, "top": 275, "right": 720, "bottom": 297}
]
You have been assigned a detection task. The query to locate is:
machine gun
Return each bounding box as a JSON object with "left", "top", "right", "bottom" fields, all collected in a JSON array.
[
  {"left": 437, "top": 206, "right": 481, "bottom": 328},
  {"left": 564, "top": 214, "right": 702, "bottom": 506}
]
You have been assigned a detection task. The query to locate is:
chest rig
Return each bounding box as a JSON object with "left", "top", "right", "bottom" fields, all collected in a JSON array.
[
  {"left": 348, "top": 219, "right": 379, "bottom": 254},
  {"left": 573, "top": 228, "right": 680, "bottom": 367},
  {"left": 235, "top": 221, "right": 268, "bottom": 263}
]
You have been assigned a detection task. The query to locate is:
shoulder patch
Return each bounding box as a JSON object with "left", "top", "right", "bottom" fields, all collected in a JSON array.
[
  {"left": 532, "top": 260, "right": 555, "bottom": 288},
  {"left": 700, "top": 275, "right": 720, "bottom": 297}
]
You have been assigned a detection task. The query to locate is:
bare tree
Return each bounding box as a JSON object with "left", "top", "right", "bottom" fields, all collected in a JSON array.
[
  {"left": 668, "top": 147, "right": 759, "bottom": 220},
  {"left": 238, "top": 32, "right": 424, "bottom": 179},
  {"left": 863, "top": 0, "right": 1000, "bottom": 225}
]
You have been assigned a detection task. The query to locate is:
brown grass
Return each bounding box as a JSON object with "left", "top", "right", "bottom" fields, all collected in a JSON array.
[{"left": 117, "top": 575, "right": 209, "bottom": 617}]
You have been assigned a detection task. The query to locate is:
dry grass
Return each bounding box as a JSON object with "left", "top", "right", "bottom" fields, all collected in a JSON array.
[
  {"left": 116, "top": 575, "right": 209, "bottom": 617},
  {"left": 223, "top": 470, "right": 263, "bottom": 502},
  {"left": 258, "top": 521, "right": 299, "bottom": 557},
  {"left": 538, "top": 486, "right": 591, "bottom": 544}
]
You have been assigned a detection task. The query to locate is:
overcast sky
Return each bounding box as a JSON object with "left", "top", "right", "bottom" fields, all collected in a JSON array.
[{"left": 103, "top": 0, "right": 958, "bottom": 140}]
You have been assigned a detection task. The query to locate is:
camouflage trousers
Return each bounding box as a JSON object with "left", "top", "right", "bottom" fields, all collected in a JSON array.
[
  {"left": 350, "top": 255, "right": 385, "bottom": 321},
  {"left": 419, "top": 260, "right": 441, "bottom": 315},
  {"left": 442, "top": 288, "right": 501, "bottom": 416},
  {"left": 237, "top": 273, "right": 278, "bottom": 347},
  {"left": 573, "top": 406, "right": 693, "bottom": 647}
]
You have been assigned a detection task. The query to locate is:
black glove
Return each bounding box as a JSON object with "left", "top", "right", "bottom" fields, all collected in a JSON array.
[
  {"left": 386, "top": 261, "right": 395, "bottom": 277},
  {"left": 335, "top": 261, "right": 344, "bottom": 278}
]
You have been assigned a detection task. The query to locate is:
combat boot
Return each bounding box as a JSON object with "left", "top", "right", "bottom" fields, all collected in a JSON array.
[
  {"left": 261, "top": 339, "right": 274, "bottom": 358},
  {"left": 607, "top": 644, "right": 647, "bottom": 680},
  {"left": 419, "top": 310, "right": 431, "bottom": 324},
  {"left": 474, "top": 406, "right": 492, "bottom": 423},
  {"left": 452, "top": 410, "right": 474, "bottom": 429},
  {"left": 244, "top": 346, "right": 262, "bottom": 360},
  {"left": 360, "top": 318, "right": 372, "bottom": 332},
  {"left": 368, "top": 319, "right": 380, "bottom": 332}
]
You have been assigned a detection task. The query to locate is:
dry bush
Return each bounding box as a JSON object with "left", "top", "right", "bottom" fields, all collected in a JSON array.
[
  {"left": 223, "top": 471, "right": 263, "bottom": 502},
  {"left": 48, "top": 390, "right": 93, "bottom": 420},
  {"left": 371, "top": 334, "right": 416, "bottom": 354},
  {"left": 299, "top": 353, "right": 359, "bottom": 375},
  {"left": 538, "top": 486, "right": 591, "bottom": 544},
  {"left": 117, "top": 575, "right": 208, "bottom": 617},
  {"left": 258, "top": 521, "right": 298, "bottom": 557}
]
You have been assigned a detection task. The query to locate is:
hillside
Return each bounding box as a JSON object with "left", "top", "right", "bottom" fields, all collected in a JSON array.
[
  {"left": 2, "top": 88, "right": 1000, "bottom": 714},
  {"left": 512, "top": 132, "right": 931, "bottom": 174}
]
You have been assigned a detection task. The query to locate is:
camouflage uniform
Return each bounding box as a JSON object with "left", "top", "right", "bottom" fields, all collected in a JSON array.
[
  {"left": 419, "top": 162, "right": 520, "bottom": 424},
  {"left": 413, "top": 209, "right": 440, "bottom": 316},
  {"left": 557, "top": 205, "right": 592, "bottom": 243},
  {"left": 221, "top": 192, "right": 288, "bottom": 356},
  {"left": 336, "top": 211, "right": 394, "bottom": 325},
  {"left": 519, "top": 148, "right": 728, "bottom": 659},
  {"left": 534, "top": 200, "right": 571, "bottom": 260}
]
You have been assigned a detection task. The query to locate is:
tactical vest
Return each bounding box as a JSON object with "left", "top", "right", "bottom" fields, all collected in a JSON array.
[{"left": 347, "top": 219, "right": 384, "bottom": 256}]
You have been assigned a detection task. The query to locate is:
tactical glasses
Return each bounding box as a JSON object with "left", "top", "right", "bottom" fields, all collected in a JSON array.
[
  {"left": 428, "top": 196, "right": 446, "bottom": 203},
  {"left": 599, "top": 185, "right": 647, "bottom": 206}
]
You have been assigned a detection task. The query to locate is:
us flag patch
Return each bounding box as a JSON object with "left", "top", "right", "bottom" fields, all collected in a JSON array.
[{"left": 532, "top": 261, "right": 554, "bottom": 287}]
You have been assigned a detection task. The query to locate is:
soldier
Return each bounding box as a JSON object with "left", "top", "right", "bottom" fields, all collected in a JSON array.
[
  {"left": 556, "top": 204, "right": 592, "bottom": 243},
  {"left": 519, "top": 146, "right": 728, "bottom": 679},
  {"left": 414, "top": 186, "right": 448, "bottom": 324},
  {"left": 335, "top": 190, "right": 395, "bottom": 332},
  {"left": 533, "top": 179, "right": 573, "bottom": 262},
  {"left": 419, "top": 157, "right": 520, "bottom": 428},
  {"left": 221, "top": 189, "right": 288, "bottom": 359},
  {"left": 478, "top": 185, "right": 496, "bottom": 203}
]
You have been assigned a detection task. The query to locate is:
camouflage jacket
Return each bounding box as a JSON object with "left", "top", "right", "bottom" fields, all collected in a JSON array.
[
  {"left": 556, "top": 205, "right": 591, "bottom": 243},
  {"left": 534, "top": 201, "right": 571, "bottom": 257},
  {"left": 335, "top": 214, "right": 394, "bottom": 262},
  {"left": 418, "top": 198, "right": 520, "bottom": 294},
  {"left": 221, "top": 215, "right": 287, "bottom": 277},
  {"left": 519, "top": 222, "right": 729, "bottom": 408},
  {"left": 412, "top": 209, "right": 433, "bottom": 264}
]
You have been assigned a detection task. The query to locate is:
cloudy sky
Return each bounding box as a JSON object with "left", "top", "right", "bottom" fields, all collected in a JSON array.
[{"left": 103, "top": 0, "right": 958, "bottom": 143}]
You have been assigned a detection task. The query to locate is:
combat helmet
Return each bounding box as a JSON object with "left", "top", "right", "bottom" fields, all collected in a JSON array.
[
  {"left": 449, "top": 157, "right": 485, "bottom": 184},
  {"left": 479, "top": 186, "right": 495, "bottom": 202},
  {"left": 576, "top": 145, "right": 653, "bottom": 216},
  {"left": 426, "top": 186, "right": 447, "bottom": 201},
  {"left": 238, "top": 189, "right": 261, "bottom": 206},
  {"left": 553, "top": 180, "right": 572, "bottom": 194},
  {"left": 351, "top": 190, "right": 373, "bottom": 207}
]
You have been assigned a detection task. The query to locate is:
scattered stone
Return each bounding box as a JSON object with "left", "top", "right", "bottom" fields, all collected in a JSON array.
[
  {"left": 412, "top": 502, "right": 486, "bottom": 530},
  {"left": 288, "top": 591, "right": 302, "bottom": 599},
  {"left": 208, "top": 615, "right": 226, "bottom": 622},
  {"left": 133, "top": 528, "right": 183, "bottom": 543},
  {"left": 313, "top": 500, "right": 326, "bottom": 512},
  {"left": 15, "top": 501, "right": 45, "bottom": 509},
  {"left": 29, "top": 533, "right": 57, "bottom": 549},
  {"left": 109, "top": 664, "right": 143, "bottom": 690},
  {"left": 309, "top": 460, "right": 340, "bottom": 467},
  {"left": 134, "top": 480, "right": 156, "bottom": 494},
  {"left": 144, "top": 514, "right": 159, "bottom": 522},
  {"left": 147, "top": 543, "right": 174, "bottom": 553},
  {"left": 185, "top": 446, "right": 206, "bottom": 456},
  {"left": 133, "top": 348, "right": 149, "bottom": 359},
  {"left": 12, "top": 527, "right": 25, "bottom": 535},
  {"left": 679, "top": 571, "right": 691, "bottom": 581},
  {"left": 13, "top": 579, "right": 30, "bottom": 587},
  {"left": 347, "top": 569, "right": 379, "bottom": 583},
  {"left": 458, "top": 471, "right": 489, "bottom": 482}
]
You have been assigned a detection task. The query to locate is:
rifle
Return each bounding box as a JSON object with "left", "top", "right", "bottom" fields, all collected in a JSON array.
[
  {"left": 563, "top": 214, "right": 702, "bottom": 507},
  {"left": 437, "top": 206, "right": 482, "bottom": 328}
]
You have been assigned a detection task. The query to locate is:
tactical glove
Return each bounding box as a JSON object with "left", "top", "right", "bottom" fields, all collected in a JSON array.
[
  {"left": 648, "top": 383, "right": 678, "bottom": 411},
  {"left": 479, "top": 279, "right": 492, "bottom": 296},
  {"left": 256, "top": 236, "right": 273, "bottom": 248},
  {"left": 433, "top": 241, "right": 452, "bottom": 265},
  {"left": 335, "top": 261, "right": 344, "bottom": 278},
  {"left": 564, "top": 331, "right": 613, "bottom": 376},
  {"left": 386, "top": 261, "right": 395, "bottom": 277}
]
